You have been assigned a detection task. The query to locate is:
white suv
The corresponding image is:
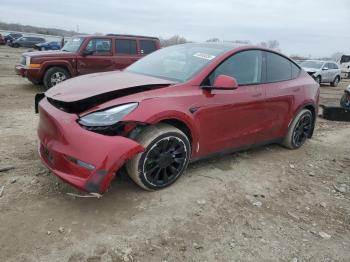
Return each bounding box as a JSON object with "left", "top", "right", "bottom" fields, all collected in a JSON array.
[{"left": 300, "top": 60, "right": 341, "bottom": 87}]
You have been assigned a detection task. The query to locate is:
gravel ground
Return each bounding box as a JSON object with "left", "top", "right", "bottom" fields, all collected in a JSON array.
[{"left": 0, "top": 45, "right": 349, "bottom": 262}]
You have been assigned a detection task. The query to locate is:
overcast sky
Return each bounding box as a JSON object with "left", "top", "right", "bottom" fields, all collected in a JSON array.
[{"left": 1, "top": 0, "right": 350, "bottom": 57}]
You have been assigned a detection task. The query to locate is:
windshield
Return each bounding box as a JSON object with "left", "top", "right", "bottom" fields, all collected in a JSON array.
[
  {"left": 62, "top": 37, "right": 85, "bottom": 52},
  {"left": 126, "top": 44, "right": 230, "bottom": 82},
  {"left": 340, "top": 55, "right": 350, "bottom": 63},
  {"left": 300, "top": 60, "right": 324, "bottom": 69}
]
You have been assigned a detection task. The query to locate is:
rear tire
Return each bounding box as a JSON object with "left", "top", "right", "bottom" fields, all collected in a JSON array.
[
  {"left": 43, "top": 66, "right": 70, "bottom": 89},
  {"left": 330, "top": 76, "right": 340, "bottom": 87},
  {"left": 126, "top": 124, "right": 191, "bottom": 191},
  {"left": 282, "top": 109, "right": 313, "bottom": 149}
]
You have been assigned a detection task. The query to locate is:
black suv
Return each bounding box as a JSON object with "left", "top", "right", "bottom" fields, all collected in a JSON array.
[{"left": 10, "top": 36, "right": 46, "bottom": 48}]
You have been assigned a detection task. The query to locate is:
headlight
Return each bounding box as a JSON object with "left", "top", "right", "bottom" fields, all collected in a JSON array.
[
  {"left": 78, "top": 103, "right": 138, "bottom": 127},
  {"left": 25, "top": 56, "right": 31, "bottom": 67}
]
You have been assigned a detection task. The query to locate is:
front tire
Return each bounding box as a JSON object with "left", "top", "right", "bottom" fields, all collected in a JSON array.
[
  {"left": 43, "top": 66, "right": 70, "bottom": 89},
  {"left": 315, "top": 75, "right": 321, "bottom": 85},
  {"left": 282, "top": 109, "right": 313, "bottom": 149},
  {"left": 330, "top": 76, "right": 340, "bottom": 87},
  {"left": 126, "top": 124, "right": 191, "bottom": 191}
]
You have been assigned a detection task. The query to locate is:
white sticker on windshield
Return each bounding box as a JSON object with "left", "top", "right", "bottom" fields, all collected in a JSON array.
[{"left": 193, "top": 52, "right": 216, "bottom": 60}]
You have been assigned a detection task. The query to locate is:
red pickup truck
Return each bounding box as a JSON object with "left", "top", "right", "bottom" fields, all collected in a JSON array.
[{"left": 15, "top": 34, "right": 160, "bottom": 89}]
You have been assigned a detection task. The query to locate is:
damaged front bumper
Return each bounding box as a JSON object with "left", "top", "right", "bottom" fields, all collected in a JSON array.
[{"left": 37, "top": 98, "right": 144, "bottom": 193}]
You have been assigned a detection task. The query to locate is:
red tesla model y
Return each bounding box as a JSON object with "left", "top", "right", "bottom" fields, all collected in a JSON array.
[{"left": 36, "top": 43, "right": 319, "bottom": 193}]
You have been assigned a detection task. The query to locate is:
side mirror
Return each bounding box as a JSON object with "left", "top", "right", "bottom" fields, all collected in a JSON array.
[
  {"left": 212, "top": 75, "right": 238, "bottom": 90},
  {"left": 322, "top": 67, "right": 328, "bottom": 71},
  {"left": 82, "top": 49, "right": 94, "bottom": 57}
]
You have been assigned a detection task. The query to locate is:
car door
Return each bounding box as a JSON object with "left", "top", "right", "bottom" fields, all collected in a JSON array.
[
  {"left": 322, "top": 62, "right": 332, "bottom": 82},
  {"left": 194, "top": 50, "right": 267, "bottom": 155},
  {"left": 114, "top": 39, "right": 141, "bottom": 69},
  {"left": 77, "top": 38, "right": 114, "bottom": 75},
  {"left": 18, "top": 37, "right": 27, "bottom": 47},
  {"left": 263, "top": 51, "right": 302, "bottom": 140},
  {"left": 28, "top": 37, "right": 36, "bottom": 47},
  {"left": 328, "top": 63, "right": 337, "bottom": 81}
]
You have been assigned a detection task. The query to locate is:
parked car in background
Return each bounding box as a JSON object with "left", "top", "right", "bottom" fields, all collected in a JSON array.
[
  {"left": 338, "top": 54, "right": 350, "bottom": 79},
  {"left": 35, "top": 43, "right": 319, "bottom": 193},
  {"left": 300, "top": 60, "right": 341, "bottom": 86},
  {"left": 15, "top": 34, "right": 160, "bottom": 89},
  {"left": 9, "top": 36, "right": 46, "bottom": 48},
  {"left": 34, "top": 41, "right": 61, "bottom": 51},
  {"left": 4, "top": 33, "right": 23, "bottom": 44},
  {"left": 0, "top": 34, "right": 5, "bottom": 45}
]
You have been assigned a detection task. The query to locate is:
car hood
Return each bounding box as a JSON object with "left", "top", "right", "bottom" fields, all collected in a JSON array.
[
  {"left": 34, "top": 42, "right": 46, "bottom": 46},
  {"left": 45, "top": 71, "right": 177, "bottom": 113},
  {"left": 302, "top": 67, "right": 319, "bottom": 73},
  {"left": 24, "top": 50, "right": 73, "bottom": 58}
]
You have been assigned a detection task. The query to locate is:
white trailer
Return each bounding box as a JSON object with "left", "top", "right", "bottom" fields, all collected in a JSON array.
[{"left": 338, "top": 54, "right": 350, "bottom": 79}]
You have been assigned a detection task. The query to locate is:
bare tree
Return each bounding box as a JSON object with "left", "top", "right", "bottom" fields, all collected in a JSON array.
[
  {"left": 259, "top": 40, "right": 280, "bottom": 51},
  {"left": 331, "top": 52, "right": 343, "bottom": 62},
  {"left": 206, "top": 38, "right": 220, "bottom": 42},
  {"left": 160, "top": 35, "right": 188, "bottom": 47}
]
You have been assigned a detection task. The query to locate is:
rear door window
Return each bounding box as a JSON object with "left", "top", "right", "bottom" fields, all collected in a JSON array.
[
  {"left": 140, "top": 40, "right": 157, "bottom": 55},
  {"left": 265, "top": 52, "right": 293, "bottom": 82},
  {"left": 85, "top": 39, "right": 112, "bottom": 55},
  {"left": 115, "top": 39, "right": 137, "bottom": 54}
]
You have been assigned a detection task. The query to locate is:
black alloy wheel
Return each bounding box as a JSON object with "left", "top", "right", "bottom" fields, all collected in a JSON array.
[
  {"left": 142, "top": 136, "right": 187, "bottom": 187},
  {"left": 292, "top": 112, "right": 312, "bottom": 148},
  {"left": 126, "top": 124, "right": 191, "bottom": 190}
]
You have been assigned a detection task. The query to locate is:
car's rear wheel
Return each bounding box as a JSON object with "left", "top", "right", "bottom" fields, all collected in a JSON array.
[
  {"left": 43, "top": 66, "right": 70, "bottom": 89},
  {"left": 126, "top": 124, "right": 191, "bottom": 190},
  {"left": 330, "top": 75, "right": 340, "bottom": 87},
  {"left": 282, "top": 109, "right": 313, "bottom": 149}
]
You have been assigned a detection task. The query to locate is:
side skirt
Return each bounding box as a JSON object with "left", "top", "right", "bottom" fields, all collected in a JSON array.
[{"left": 190, "top": 137, "right": 284, "bottom": 163}]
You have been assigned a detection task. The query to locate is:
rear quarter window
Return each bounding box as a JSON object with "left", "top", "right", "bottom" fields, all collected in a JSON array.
[
  {"left": 266, "top": 52, "right": 296, "bottom": 82},
  {"left": 330, "top": 63, "right": 338, "bottom": 69},
  {"left": 140, "top": 40, "right": 157, "bottom": 55},
  {"left": 291, "top": 63, "right": 301, "bottom": 79}
]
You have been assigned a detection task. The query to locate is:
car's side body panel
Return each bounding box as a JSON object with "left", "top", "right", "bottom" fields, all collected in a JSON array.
[{"left": 36, "top": 44, "right": 319, "bottom": 193}]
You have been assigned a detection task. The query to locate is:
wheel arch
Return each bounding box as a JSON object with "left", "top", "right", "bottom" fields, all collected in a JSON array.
[
  {"left": 151, "top": 115, "right": 198, "bottom": 156},
  {"left": 159, "top": 118, "right": 193, "bottom": 145},
  {"left": 291, "top": 103, "right": 316, "bottom": 138},
  {"left": 40, "top": 61, "right": 75, "bottom": 82}
]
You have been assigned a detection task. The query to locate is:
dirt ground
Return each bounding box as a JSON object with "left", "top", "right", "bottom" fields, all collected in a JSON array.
[{"left": 0, "top": 45, "right": 349, "bottom": 262}]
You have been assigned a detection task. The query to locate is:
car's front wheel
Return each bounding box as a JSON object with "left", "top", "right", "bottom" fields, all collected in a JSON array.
[
  {"left": 126, "top": 124, "right": 191, "bottom": 190},
  {"left": 43, "top": 66, "right": 70, "bottom": 89},
  {"left": 282, "top": 109, "right": 313, "bottom": 149},
  {"left": 315, "top": 75, "right": 321, "bottom": 84}
]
